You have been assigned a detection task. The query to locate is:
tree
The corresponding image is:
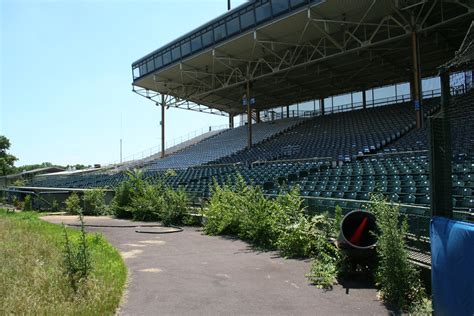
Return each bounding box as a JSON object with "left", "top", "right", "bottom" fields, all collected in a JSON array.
[{"left": 0, "top": 136, "right": 18, "bottom": 176}]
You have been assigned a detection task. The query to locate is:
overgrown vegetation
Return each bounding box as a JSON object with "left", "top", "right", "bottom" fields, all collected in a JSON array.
[
  {"left": 0, "top": 209, "right": 126, "bottom": 314},
  {"left": 22, "top": 194, "right": 33, "bottom": 211},
  {"left": 203, "top": 176, "right": 339, "bottom": 268},
  {"left": 109, "top": 170, "right": 189, "bottom": 226},
  {"left": 203, "top": 179, "right": 430, "bottom": 307},
  {"left": 305, "top": 208, "right": 343, "bottom": 289},
  {"left": 65, "top": 192, "right": 82, "bottom": 215},
  {"left": 367, "top": 193, "right": 427, "bottom": 311},
  {"left": 51, "top": 199, "right": 61, "bottom": 212},
  {"left": 83, "top": 188, "right": 109, "bottom": 215},
  {"left": 62, "top": 212, "right": 91, "bottom": 292}
]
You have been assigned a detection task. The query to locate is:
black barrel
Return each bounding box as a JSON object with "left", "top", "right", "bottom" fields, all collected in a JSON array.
[{"left": 337, "top": 210, "right": 378, "bottom": 260}]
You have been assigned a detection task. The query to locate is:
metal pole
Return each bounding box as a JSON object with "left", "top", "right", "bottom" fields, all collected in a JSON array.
[
  {"left": 227, "top": 0, "right": 231, "bottom": 11},
  {"left": 161, "top": 95, "right": 166, "bottom": 158},
  {"left": 412, "top": 30, "right": 423, "bottom": 128},
  {"left": 362, "top": 90, "right": 367, "bottom": 109},
  {"left": 229, "top": 114, "right": 234, "bottom": 129},
  {"left": 286, "top": 105, "right": 290, "bottom": 118},
  {"left": 350, "top": 92, "right": 353, "bottom": 110},
  {"left": 429, "top": 67, "right": 452, "bottom": 218},
  {"left": 395, "top": 83, "right": 398, "bottom": 102},
  {"left": 247, "top": 80, "right": 252, "bottom": 149},
  {"left": 371, "top": 89, "right": 375, "bottom": 107},
  {"left": 320, "top": 98, "right": 325, "bottom": 115},
  {"left": 120, "top": 139, "right": 122, "bottom": 163}
]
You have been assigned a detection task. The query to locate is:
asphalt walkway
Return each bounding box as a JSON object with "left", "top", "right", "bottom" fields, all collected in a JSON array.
[{"left": 42, "top": 215, "right": 389, "bottom": 315}]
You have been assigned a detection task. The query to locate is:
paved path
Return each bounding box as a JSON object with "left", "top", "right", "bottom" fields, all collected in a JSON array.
[{"left": 42, "top": 215, "right": 389, "bottom": 315}]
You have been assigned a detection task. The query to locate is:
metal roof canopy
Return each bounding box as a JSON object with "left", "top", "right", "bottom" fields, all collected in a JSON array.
[{"left": 132, "top": 0, "right": 474, "bottom": 116}]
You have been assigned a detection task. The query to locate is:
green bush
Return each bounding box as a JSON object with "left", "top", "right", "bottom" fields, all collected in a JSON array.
[
  {"left": 110, "top": 170, "right": 189, "bottom": 225},
  {"left": 305, "top": 214, "right": 342, "bottom": 289},
  {"left": 130, "top": 183, "right": 164, "bottom": 221},
  {"left": 275, "top": 216, "right": 313, "bottom": 257},
  {"left": 22, "top": 195, "right": 33, "bottom": 212},
  {"left": 12, "top": 196, "right": 21, "bottom": 209},
  {"left": 238, "top": 186, "right": 276, "bottom": 248},
  {"left": 203, "top": 181, "right": 243, "bottom": 236},
  {"left": 368, "top": 193, "right": 426, "bottom": 311},
  {"left": 51, "top": 199, "right": 61, "bottom": 212},
  {"left": 162, "top": 187, "right": 188, "bottom": 226},
  {"left": 307, "top": 249, "right": 340, "bottom": 289},
  {"left": 65, "top": 193, "right": 82, "bottom": 215},
  {"left": 83, "top": 189, "right": 108, "bottom": 216},
  {"left": 202, "top": 178, "right": 346, "bottom": 288},
  {"left": 110, "top": 180, "right": 134, "bottom": 219},
  {"left": 203, "top": 178, "right": 317, "bottom": 256}
]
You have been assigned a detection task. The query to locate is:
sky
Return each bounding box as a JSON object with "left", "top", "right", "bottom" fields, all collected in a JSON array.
[
  {"left": 1, "top": 0, "right": 248, "bottom": 166},
  {"left": 1, "top": 0, "right": 441, "bottom": 167}
]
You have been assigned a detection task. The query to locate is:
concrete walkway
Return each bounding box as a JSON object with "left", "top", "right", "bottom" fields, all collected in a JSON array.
[{"left": 42, "top": 215, "right": 389, "bottom": 316}]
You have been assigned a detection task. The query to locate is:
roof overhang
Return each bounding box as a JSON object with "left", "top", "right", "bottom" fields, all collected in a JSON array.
[{"left": 132, "top": 0, "right": 474, "bottom": 116}]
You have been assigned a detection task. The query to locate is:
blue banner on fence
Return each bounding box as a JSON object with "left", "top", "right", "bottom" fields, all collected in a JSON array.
[{"left": 431, "top": 216, "right": 474, "bottom": 316}]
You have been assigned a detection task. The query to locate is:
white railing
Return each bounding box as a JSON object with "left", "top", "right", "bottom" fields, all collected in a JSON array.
[{"left": 106, "top": 124, "right": 229, "bottom": 167}]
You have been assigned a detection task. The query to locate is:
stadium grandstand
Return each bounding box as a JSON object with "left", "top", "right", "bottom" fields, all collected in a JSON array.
[{"left": 3, "top": 0, "right": 474, "bottom": 268}]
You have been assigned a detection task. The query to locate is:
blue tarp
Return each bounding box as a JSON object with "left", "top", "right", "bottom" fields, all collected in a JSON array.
[{"left": 431, "top": 216, "right": 474, "bottom": 316}]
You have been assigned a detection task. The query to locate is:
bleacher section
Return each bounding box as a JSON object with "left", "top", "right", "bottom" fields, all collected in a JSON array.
[
  {"left": 24, "top": 93, "right": 473, "bottom": 221},
  {"left": 215, "top": 99, "right": 440, "bottom": 164},
  {"left": 145, "top": 118, "right": 304, "bottom": 170},
  {"left": 384, "top": 91, "right": 474, "bottom": 156}
]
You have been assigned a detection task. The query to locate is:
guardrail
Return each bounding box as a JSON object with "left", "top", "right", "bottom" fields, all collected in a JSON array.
[{"left": 106, "top": 124, "right": 229, "bottom": 167}]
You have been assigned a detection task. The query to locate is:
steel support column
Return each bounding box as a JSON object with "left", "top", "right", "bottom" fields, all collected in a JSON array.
[
  {"left": 412, "top": 31, "right": 423, "bottom": 128},
  {"left": 247, "top": 80, "right": 252, "bottom": 149},
  {"left": 320, "top": 98, "right": 325, "bottom": 115},
  {"left": 229, "top": 114, "right": 234, "bottom": 129},
  {"left": 256, "top": 110, "right": 261, "bottom": 123},
  {"left": 429, "top": 68, "right": 452, "bottom": 218},
  {"left": 362, "top": 90, "right": 367, "bottom": 109},
  {"left": 286, "top": 105, "right": 290, "bottom": 118},
  {"left": 161, "top": 95, "right": 166, "bottom": 158}
]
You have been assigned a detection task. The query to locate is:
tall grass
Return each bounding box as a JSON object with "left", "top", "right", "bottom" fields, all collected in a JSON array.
[{"left": 0, "top": 210, "right": 127, "bottom": 315}]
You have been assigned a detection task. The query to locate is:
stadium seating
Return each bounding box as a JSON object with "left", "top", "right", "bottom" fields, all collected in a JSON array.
[
  {"left": 384, "top": 92, "right": 474, "bottom": 156},
  {"left": 145, "top": 118, "right": 304, "bottom": 170},
  {"left": 215, "top": 100, "right": 440, "bottom": 164},
  {"left": 24, "top": 92, "right": 473, "bottom": 223}
]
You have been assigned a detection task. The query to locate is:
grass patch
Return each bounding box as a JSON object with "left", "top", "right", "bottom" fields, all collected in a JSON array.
[{"left": 0, "top": 209, "right": 127, "bottom": 314}]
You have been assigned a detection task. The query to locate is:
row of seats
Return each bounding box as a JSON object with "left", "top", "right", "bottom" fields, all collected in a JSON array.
[
  {"left": 384, "top": 92, "right": 474, "bottom": 155},
  {"left": 214, "top": 99, "right": 440, "bottom": 164},
  {"left": 145, "top": 118, "right": 304, "bottom": 170}
]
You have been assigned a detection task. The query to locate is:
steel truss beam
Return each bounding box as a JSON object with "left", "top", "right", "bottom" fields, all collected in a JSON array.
[
  {"left": 136, "top": 0, "right": 473, "bottom": 115},
  {"left": 132, "top": 86, "right": 228, "bottom": 116}
]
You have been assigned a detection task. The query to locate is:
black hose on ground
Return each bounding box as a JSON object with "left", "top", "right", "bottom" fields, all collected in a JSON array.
[{"left": 66, "top": 223, "right": 183, "bottom": 234}]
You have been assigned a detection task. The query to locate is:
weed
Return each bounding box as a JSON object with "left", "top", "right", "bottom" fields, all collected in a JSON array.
[
  {"left": 0, "top": 209, "right": 126, "bottom": 314},
  {"left": 51, "top": 199, "right": 60, "bottom": 212},
  {"left": 368, "top": 193, "right": 426, "bottom": 311},
  {"left": 22, "top": 195, "right": 33, "bottom": 211},
  {"left": 65, "top": 193, "right": 82, "bottom": 215},
  {"left": 62, "top": 212, "right": 91, "bottom": 292},
  {"left": 83, "top": 188, "right": 108, "bottom": 215}
]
